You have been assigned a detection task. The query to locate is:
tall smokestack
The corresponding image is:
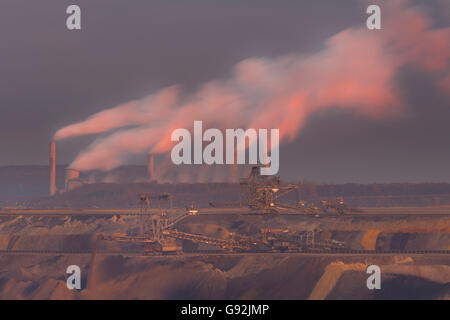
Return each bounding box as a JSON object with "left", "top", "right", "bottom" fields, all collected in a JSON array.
[
  {"left": 148, "top": 153, "right": 155, "bottom": 182},
  {"left": 49, "top": 140, "right": 56, "bottom": 196}
]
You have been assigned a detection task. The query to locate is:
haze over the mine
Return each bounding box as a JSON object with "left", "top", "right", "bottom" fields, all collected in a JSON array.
[{"left": 0, "top": 0, "right": 449, "bottom": 183}]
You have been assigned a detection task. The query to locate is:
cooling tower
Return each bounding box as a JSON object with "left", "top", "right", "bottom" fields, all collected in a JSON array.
[
  {"left": 64, "top": 168, "right": 83, "bottom": 192},
  {"left": 65, "top": 168, "right": 79, "bottom": 184},
  {"left": 49, "top": 140, "right": 56, "bottom": 196}
]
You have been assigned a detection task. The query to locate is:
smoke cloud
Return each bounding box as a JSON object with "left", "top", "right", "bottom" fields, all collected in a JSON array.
[{"left": 55, "top": 0, "right": 450, "bottom": 179}]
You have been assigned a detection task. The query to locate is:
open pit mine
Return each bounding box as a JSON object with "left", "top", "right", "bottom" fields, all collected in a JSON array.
[{"left": 0, "top": 143, "right": 448, "bottom": 300}]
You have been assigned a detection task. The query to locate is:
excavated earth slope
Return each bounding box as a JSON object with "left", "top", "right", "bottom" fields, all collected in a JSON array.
[{"left": 0, "top": 212, "right": 448, "bottom": 299}]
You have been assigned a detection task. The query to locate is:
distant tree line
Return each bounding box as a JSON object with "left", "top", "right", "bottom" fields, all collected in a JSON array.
[{"left": 297, "top": 182, "right": 450, "bottom": 199}]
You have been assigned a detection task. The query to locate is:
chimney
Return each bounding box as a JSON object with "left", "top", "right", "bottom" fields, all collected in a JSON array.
[
  {"left": 148, "top": 153, "right": 155, "bottom": 182},
  {"left": 49, "top": 140, "right": 56, "bottom": 196}
]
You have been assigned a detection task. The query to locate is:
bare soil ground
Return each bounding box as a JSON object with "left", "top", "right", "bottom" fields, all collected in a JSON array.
[{"left": 0, "top": 208, "right": 448, "bottom": 299}]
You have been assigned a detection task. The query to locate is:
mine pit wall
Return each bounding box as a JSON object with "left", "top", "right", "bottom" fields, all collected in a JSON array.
[
  {"left": 177, "top": 215, "right": 450, "bottom": 252},
  {"left": 376, "top": 232, "right": 449, "bottom": 251},
  {"left": 0, "top": 234, "right": 95, "bottom": 251},
  {"left": 0, "top": 254, "right": 447, "bottom": 299},
  {"left": 0, "top": 214, "right": 448, "bottom": 252},
  {"left": 0, "top": 214, "right": 448, "bottom": 299},
  {"left": 319, "top": 230, "right": 449, "bottom": 251}
]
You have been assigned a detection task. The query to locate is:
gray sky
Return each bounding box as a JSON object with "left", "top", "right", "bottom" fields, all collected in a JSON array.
[{"left": 0, "top": 0, "right": 449, "bottom": 183}]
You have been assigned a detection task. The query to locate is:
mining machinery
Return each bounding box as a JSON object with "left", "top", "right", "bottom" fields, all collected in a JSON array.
[
  {"left": 186, "top": 201, "right": 199, "bottom": 215},
  {"left": 106, "top": 185, "right": 351, "bottom": 255},
  {"left": 107, "top": 198, "right": 258, "bottom": 254},
  {"left": 210, "top": 166, "right": 300, "bottom": 214},
  {"left": 139, "top": 193, "right": 150, "bottom": 214},
  {"left": 209, "top": 166, "right": 351, "bottom": 215},
  {"left": 295, "top": 198, "right": 348, "bottom": 216},
  {"left": 104, "top": 206, "right": 349, "bottom": 255},
  {"left": 296, "top": 201, "right": 322, "bottom": 215},
  {"left": 157, "top": 193, "right": 173, "bottom": 209},
  {"left": 139, "top": 192, "right": 173, "bottom": 211},
  {"left": 320, "top": 198, "right": 347, "bottom": 216},
  {"left": 260, "top": 228, "right": 347, "bottom": 252}
]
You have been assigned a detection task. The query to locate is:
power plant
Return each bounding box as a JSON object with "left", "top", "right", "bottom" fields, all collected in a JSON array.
[
  {"left": 48, "top": 140, "right": 83, "bottom": 194},
  {"left": 65, "top": 168, "right": 81, "bottom": 192},
  {"left": 49, "top": 142, "right": 159, "bottom": 195}
]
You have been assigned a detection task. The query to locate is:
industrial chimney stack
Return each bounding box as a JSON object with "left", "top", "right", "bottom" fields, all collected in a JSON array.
[
  {"left": 148, "top": 153, "right": 155, "bottom": 182},
  {"left": 49, "top": 140, "right": 56, "bottom": 196}
]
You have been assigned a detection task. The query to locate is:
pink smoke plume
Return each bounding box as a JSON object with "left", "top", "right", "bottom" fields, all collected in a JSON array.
[{"left": 55, "top": 0, "right": 450, "bottom": 176}]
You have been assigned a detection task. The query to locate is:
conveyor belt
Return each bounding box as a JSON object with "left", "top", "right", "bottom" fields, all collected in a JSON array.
[{"left": 0, "top": 207, "right": 450, "bottom": 217}]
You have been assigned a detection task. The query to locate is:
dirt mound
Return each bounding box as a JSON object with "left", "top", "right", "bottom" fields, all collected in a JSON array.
[{"left": 1, "top": 254, "right": 448, "bottom": 299}]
